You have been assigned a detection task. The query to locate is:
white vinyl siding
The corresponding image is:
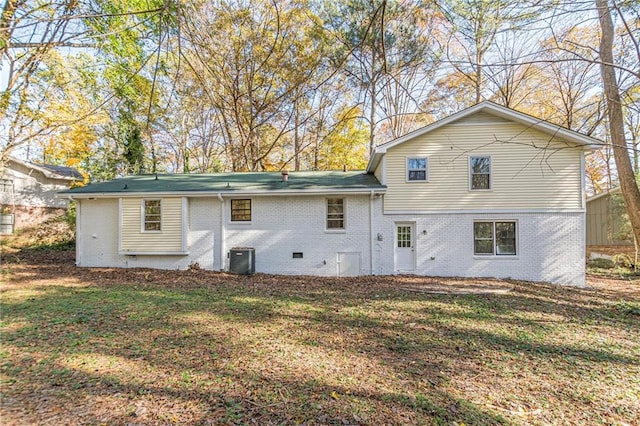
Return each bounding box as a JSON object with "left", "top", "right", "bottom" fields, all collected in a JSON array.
[
  {"left": 382, "top": 120, "right": 584, "bottom": 211},
  {"left": 121, "top": 197, "right": 185, "bottom": 253}
]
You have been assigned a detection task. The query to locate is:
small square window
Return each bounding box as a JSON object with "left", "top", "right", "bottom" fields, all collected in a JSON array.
[
  {"left": 470, "top": 156, "right": 491, "bottom": 190},
  {"left": 407, "top": 157, "right": 427, "bottom": 181},
  {"left": 231, "top": 199, "right": 251, "bottom": 222},
  {"left": 143, "top": 200, "right": 161, "bottom": 231}
]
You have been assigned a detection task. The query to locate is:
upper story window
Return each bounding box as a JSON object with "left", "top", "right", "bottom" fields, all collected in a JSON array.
[
  {"left": 474, "top": 221, "right": 516, "bottom": 256},
  {"left": 407, "top": 157, "right": 428, "bottom": 181},
  {"left": 231, "top": 199, "right": 252, "bottom": 222},
  {"left": 327, "top": 198, "right": 345, "bottom": 229},
  {"left": 1, "top": 179, "right": 13, "bottom": 193},
  {"left": 470, "top": 156, "right": 491, "bottom": 190},
  {"left": 143, "top": 199, "right": 161, "bottom": 231}
]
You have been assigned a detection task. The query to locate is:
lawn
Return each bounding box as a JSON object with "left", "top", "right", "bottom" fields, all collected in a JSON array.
[{"left": 1, "top": 249, "right": 639, "bottom": 425}]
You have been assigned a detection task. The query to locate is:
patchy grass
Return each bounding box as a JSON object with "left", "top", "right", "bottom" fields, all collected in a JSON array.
[{"left": 1, "top": 251, "right": 639, "bottom": 425}]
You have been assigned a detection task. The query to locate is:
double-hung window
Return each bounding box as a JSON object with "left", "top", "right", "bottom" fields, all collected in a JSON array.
[
  {"left": 231, "top": 199, "right": 252, "bottom": 222},
  {"left": 143, "top": 200, "right": 161, "bottom": 231},
  {"left": 407, "top": 157, "right": 428, "bottom": 181},
  {"left": 474, "top": 221, "right": 516, "bottom": 256},
  {"left": 327, "top": 198, "right": 345, "bottom": 230},
  {"left": 470, "top": 156, "right": 491, "bottom": 190}
]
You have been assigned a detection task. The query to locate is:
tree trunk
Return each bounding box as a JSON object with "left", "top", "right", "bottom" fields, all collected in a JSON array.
[
  {"left": 294, "top": 96, "right": 300, "bottom": 171},
  {"left": 596, "top": 0, "right": 640, "bottom": 246}
]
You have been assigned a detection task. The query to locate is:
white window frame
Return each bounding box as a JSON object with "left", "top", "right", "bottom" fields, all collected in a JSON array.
[
  {"left": 142, "top": 199, "right": 162, "bottom": 232},
  {"left": 326, "top": 197, "right": 346, "bottom": 232},
  {"left": 406, "top": 157, "right": 428, "bottom": 182},
  {"left": 473, "top": 220, "right": 517, "bottom": 257},
  {"left": 469, "top": 155, "right": 492, "bottom": 191},
  {"left": 230, "top": 198, "right": 252, "bottom": 223},
  {"left": 0, "top": 178, "right": 14, "bottom": 193},
  {"left": 0, "top": 213, "right": 14, "bottom": 234}
]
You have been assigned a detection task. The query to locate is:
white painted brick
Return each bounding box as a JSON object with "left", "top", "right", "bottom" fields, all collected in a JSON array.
[
  {"left": 77, "top": 197, "right": 585, "bottom": 286},
  {"left": 375, "top": 212, "right": 586, "bottom": 286}
]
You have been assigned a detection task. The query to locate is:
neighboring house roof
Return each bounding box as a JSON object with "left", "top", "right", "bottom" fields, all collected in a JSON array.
[
  {"left": 60, "top": 171, "right": 386, "bottom": 198},
  {"left": 7, "top": 157, "right": 83, "bottom": 181},
  {"left": 366, "top": 101, "right": 603, "bottom": 173},
  {"left": 586, "top": 186, "right": 621, "bottom": 204}
]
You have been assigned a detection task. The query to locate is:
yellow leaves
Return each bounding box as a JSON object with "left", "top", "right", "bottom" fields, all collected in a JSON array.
[
  {"left": 330, "top": 390, "right": 340, "bottom": 400},
  {"left": 319, "top": 106, "right": 369, "bottom": 171}
]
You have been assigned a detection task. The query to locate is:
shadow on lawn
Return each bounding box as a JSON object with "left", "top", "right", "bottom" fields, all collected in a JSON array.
[
  {"left": 2, "top": 282, "right": 512, "bottom": 425},
  {"left": 2, "top": 258, "right": 639, "bottom": 424}
]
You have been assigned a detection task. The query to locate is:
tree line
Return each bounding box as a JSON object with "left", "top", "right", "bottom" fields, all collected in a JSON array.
[{"left": 1, "top": 0, "right": 639, "bottom": 242}]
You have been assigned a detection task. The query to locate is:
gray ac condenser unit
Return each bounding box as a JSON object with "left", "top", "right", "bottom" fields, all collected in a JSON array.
[{"left": 229, "top": 247, "right": 255, "bottom": 274}]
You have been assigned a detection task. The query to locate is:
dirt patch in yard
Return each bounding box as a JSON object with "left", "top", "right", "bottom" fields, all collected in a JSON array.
[{"left": 1, "top": 249, "right": 639, "bottom": 425}]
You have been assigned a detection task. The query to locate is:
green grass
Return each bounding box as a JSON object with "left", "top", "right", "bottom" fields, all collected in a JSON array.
[{"left": 1, "top": 257, "right": 639, "bottom": 425}]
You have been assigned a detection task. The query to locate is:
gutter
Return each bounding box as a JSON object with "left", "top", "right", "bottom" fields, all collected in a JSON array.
[
  {"left": 217, "top": 193, "right": 226, "bottom": 271},
  {"left": 369, "top": 190, "right": 375, "bottom": 275},
  {"left": 61, "top": 188, "right": 387, "bottom": 199}
]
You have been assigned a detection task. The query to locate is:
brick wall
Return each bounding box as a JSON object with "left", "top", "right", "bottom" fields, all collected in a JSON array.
[
  {"left": 375, "top": 212, "right": 585, "bottom": 286},
  {"left": 76, "top": 196, "right": 585, "bottom": 286}
]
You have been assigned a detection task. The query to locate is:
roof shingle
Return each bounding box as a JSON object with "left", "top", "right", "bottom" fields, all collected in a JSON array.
[{"left": 61, "top": 171, "right": 385, "bottom": 195}]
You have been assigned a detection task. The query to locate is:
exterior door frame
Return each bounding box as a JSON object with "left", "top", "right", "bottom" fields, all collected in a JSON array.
[{"left": 394, "top": 221, "right": 416, "bottom": 272}]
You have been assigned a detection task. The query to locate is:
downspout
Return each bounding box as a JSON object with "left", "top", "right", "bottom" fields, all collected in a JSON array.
[
  {"left": 580, "top": 154, "right": 587, "bottom": 284},
  {"left": 369, "top": 190, "right": 375, "bottom": 275},
  {"left": 69, "top": 196, "right": 80, "bottom": 266},
  {"left": 217, "top": 193, "right": 226, "bottom": 271}
]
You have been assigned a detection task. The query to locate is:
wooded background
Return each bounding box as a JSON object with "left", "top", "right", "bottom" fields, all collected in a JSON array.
[{"left": 1, "top": 0, "right": 638, "bottom": 193}]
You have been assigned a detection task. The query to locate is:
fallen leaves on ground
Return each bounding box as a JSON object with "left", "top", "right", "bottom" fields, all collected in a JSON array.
[{"left": 1, "top": 249, "right": 639, "bottom": 425}]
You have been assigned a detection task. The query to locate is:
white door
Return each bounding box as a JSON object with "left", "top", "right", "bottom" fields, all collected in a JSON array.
[
  {"left": 338, "top": 252, "right": 361, "bottom": 277},
  {"left": 395, "top": 223, "right": 415, "bottom": 272}
]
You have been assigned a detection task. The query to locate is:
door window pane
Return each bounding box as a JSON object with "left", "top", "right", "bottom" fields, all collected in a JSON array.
[{"left": 397, "top": 225, "right": 412, "bottom": 248}]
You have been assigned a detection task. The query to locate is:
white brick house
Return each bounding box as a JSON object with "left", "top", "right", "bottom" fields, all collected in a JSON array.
[{"left": 61, "top": 102, "right": 599, "bottom": 285}]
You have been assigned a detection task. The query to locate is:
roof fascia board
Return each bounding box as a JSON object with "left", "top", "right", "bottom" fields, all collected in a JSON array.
[
  {"left": 586, "top": 186, "right": 621, "bottom": 203},
  {"left": 8, "top": 157, "right": 77, "bottom": 181},
  {"left": 60, "top": 187, "right": 387, "bottom": 198}
]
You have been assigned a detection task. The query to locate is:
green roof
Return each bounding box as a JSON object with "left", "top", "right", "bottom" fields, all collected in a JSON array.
[{"left": 61, "top": 171, "right": 385, "bottom": 196}]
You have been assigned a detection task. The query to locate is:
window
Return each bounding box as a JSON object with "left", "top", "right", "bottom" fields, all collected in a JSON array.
[
  {"left": 397, "top": 225, "right": 412, "bottom": 248},
  {"left": 1, "top": 179, "right": 13, "bottom": 193},
  {"left": 407, "top": 157, "right": 427, "bottom": 181},
  {"left": 143, "top": 200, "right": 161, "bottom": 231},
  {"left": 474, "top": 221, "right": 516, "bottom": 256},
  {"left": 327, "top": 198, "right": 344, "bottom": 229},
  {"left": 0, "top": 213, "right": 14, "bottom": 234},
  {"left": 231, "top": 199, "right": 251, "bottom": 222},
  {"left": 470, "top": 156, "right": 491, "bottom": 190}
]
